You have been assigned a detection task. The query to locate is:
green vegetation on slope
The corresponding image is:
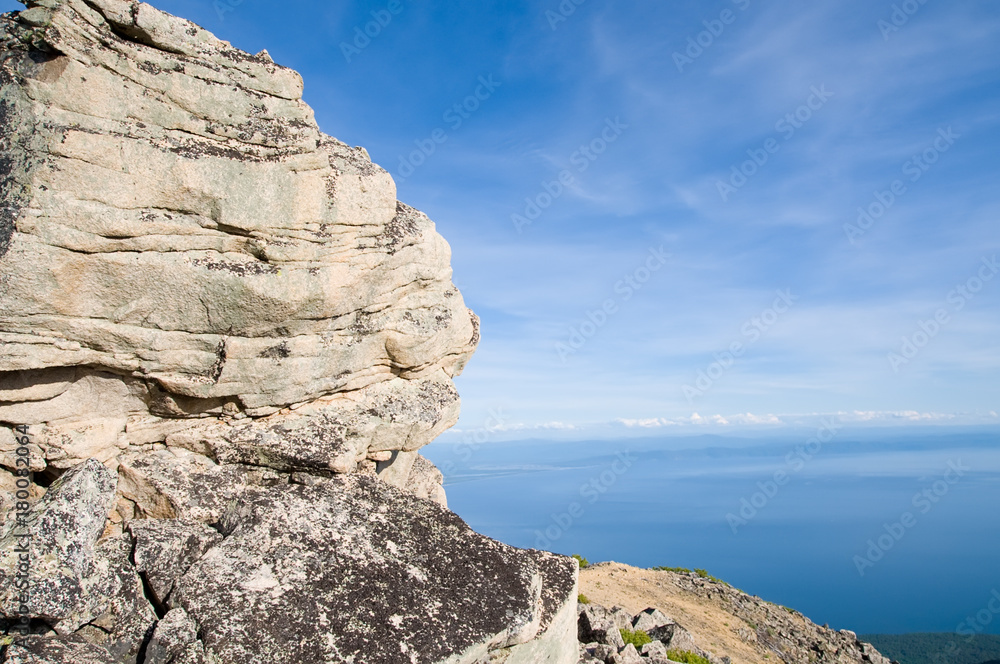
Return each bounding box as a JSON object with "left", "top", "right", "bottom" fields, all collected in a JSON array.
[
  {"left": 650, "top": 565, "right": 730, "bottom": 586},
  {"left": 666, "top": 650, "right": 712, "bottom": 664},
  {"left": 619, "top": 629, "right": 652, "bottom": 648},
  {"left": 860, "top": 633, "right": 1000, "bottom": 664}
]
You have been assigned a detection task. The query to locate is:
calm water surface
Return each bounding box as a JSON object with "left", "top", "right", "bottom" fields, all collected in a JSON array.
[{"left": 424, "top": 430, "right": 1000, "bottom": 635}]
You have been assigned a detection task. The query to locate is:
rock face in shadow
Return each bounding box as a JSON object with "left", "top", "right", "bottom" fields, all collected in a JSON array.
[{"left": 0, "top": 1, "right": 576, "bottom": 662}]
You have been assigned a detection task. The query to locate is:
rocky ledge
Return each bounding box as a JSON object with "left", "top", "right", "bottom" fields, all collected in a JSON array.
[{"left": 0, "top": 1, "right": 577, "bottom": 662}]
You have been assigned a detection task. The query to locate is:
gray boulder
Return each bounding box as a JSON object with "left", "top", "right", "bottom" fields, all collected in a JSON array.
[
  {"left": 0, "top": 460, "right": 155, "bottom": 660},
  {"left": 578, "top": 604, "right": 626, "bottom": 649},
  {"left": 609, "top": 643, "right": 643, "bottom": 664},
  {"left": 601, "top": 627, "right": 626, "bottom": 650},
  {"left": 641, "top": 639, "right": 668, "bottom": 658},
  {"left": 649, "top": 621, "right": 700, "bottom": 654},
  {"left": 645, "top": 656, "right": 675, "bottom": 664},
  {"left": 143, "top": 608, "right": 206, "bottom": 664},
  {"left": 578, "top": 603, "right": 609, "bottom": 642},
  {"left": 0, "top": 459, "right": 117, "bottom": 625},
  {"left": 633, "top": 607, "right": 673, "bottom": 632},
  {"left": 170, "top": 474, "right": 560, "bottom": 664},
  {"left": 401, "top": 453, "right": 449, "bottom": 508},
  {"left": 580, "top": 642, "right": 616, "bottom": 662},
  {"left": 128, "top": 519, "right": 223, "bottom": 606},
  {"left": 608, "top": 606, "right": 634, "bottom": 631},
  {"left": 69, "top": 534, "right": 158, "bottom": 662}
]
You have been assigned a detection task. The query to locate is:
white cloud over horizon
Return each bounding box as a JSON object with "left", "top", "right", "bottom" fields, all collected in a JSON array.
[{"left": 440, "top": 409, "right": 999, "bottom": 443}]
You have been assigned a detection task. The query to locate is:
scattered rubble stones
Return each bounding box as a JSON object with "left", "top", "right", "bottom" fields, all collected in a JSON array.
[{"left": 575, "top": 573, "right": 894, "bottom": 664}]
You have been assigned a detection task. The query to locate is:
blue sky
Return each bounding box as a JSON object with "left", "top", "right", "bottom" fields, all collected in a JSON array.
[{"left": 8, "top": 0, "right": 999, "bottom": 437}]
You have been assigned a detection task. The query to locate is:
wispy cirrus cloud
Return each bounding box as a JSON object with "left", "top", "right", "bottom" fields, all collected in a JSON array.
[{"left": 16, "top": 0, "right": 995, "bottom": 436}]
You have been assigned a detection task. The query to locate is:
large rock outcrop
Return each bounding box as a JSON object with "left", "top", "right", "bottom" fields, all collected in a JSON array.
[
  {"left": 0, "top": 1, "right": 577, "bottom": 662},
  {"left": 1, "top": 459, "right": 578, "bottom": 663},
  {"left": 0, "top": 0, "right": 477, "bottom": 477}
]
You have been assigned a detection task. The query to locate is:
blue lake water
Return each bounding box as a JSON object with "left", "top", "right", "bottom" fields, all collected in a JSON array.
[{"left": 423, "top": 429, "right": 1000, "bottom": 636}]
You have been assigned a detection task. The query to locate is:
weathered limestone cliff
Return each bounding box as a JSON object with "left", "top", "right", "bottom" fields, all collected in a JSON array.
[{"left": 0, "top": 1, "right": 578, "bottom": 662}]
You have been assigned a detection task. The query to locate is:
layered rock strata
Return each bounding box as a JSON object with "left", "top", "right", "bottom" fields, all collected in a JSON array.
[{"left": 0, "top": 1, "right": 577, "bottom": 662}]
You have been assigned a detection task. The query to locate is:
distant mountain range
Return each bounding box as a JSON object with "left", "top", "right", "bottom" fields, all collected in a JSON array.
[{"left": 860, "top": 633, "right": 1000, "bottom": 664}]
